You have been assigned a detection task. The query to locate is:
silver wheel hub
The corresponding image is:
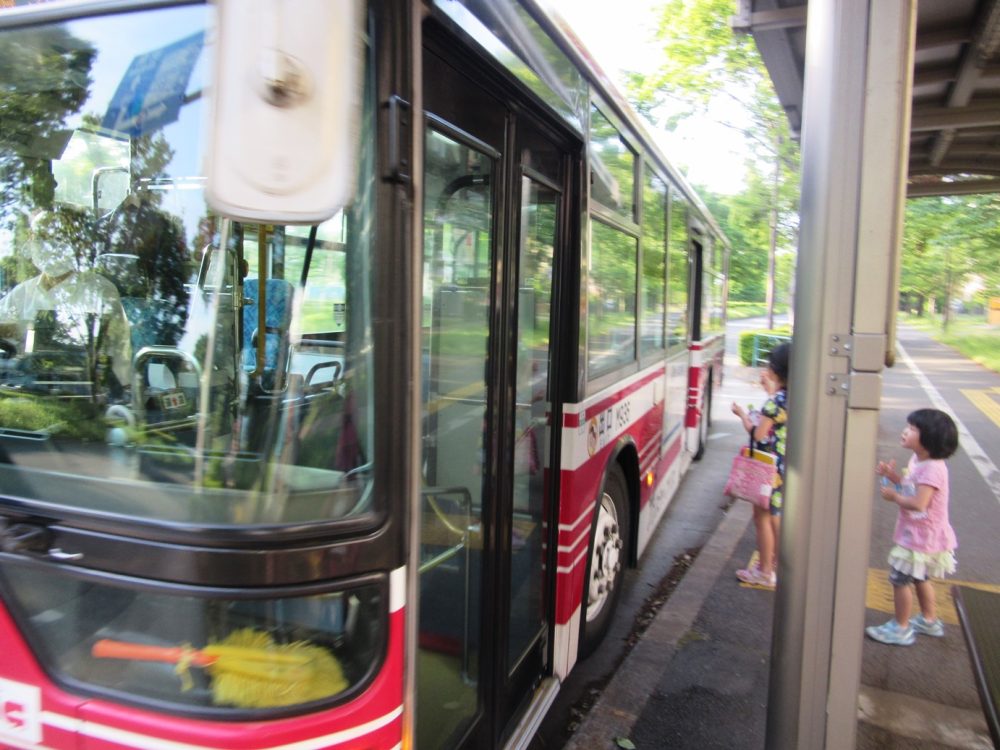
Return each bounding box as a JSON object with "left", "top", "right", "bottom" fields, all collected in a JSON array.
[{"left": 586, "top": 490, "right": 623, "bottom": 622}]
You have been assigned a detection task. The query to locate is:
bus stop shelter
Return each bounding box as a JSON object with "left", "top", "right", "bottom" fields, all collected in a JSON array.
[{"left": 730, "top": 1, "right": 1000, "bottom": 748}]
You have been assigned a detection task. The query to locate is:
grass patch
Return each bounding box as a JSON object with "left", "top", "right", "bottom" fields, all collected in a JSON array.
[
  {"left": 727, "top": 301, "right": 789, "bottom": 320},
  {"left": 899, "top": 313, "right": 1000, "bottom": 373},
  {"left": 0, "top": 393, "right": 107, "bottom": 440}
]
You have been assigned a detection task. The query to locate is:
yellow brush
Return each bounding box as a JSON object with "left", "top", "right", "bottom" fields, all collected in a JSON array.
[{"left": 92, "top": 628, "right": 348, "bottom": 708}]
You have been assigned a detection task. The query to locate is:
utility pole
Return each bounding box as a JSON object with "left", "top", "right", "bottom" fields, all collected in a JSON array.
[
  {"left": 767, "top": 134, "right": 781, "bottom": 330},
  {"left": 943, "top": 244, "right": 953, "bottom": 332}
]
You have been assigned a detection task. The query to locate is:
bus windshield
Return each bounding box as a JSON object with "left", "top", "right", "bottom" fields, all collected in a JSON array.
[{"left": 0, "top": 5, "right": 376, "bottom": 529}]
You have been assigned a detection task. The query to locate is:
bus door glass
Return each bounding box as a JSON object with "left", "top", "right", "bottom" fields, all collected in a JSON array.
[
  {"left": 419, "top": 32, "right": 571, "bottom": 745},
  {"left": 508, "top": 170, "right": 556, "bottom": 675},
  {"left": 503, "top": 113, "right": 568, "bottom": 709},
  {"left": 419, "top": 123, "right": 494, "bottom": 749},
  {"left": 665, "top": 187, "right": 690, "bottom": 442}
]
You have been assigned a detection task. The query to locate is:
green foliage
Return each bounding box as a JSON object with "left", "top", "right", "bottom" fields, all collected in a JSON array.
[
  {"left": 628, "top": 0, "right": 764, "bottom": 118},
  {"left": 0, "top": 393, "right": 106, "bottom": 441},
  {"left": 0, "top": 27, "right": 96, "bottom": 223},
  {"left": 901, "top": 196, "right": 1000, "bottom": 319},
  {"left": 940, "top": 329, "right": 1000, "bottom": 373},
  {"left": 697, "top": 176, "right": 797, "bottom": 306},
  {"left": 627, "top": 0, "right": 796, "bottom": 166},
  {"left": 738, "top": 327, "right": 791, "bottom": 366}
]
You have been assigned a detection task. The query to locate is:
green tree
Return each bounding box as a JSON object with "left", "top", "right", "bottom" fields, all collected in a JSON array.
[{"left": 901, "top": 196, "right": 1000, "bottom": 326}]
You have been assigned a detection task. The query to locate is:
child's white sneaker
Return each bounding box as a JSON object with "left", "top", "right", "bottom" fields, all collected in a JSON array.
[
  {"left": 735, "top": 564, "right": 776, "bottom": 588},
  {"left": 865, "top": 619, "right": 915, "bottom": 646},
  {"left": 909, "top": 613, "right": 944, "bottom": 637}
]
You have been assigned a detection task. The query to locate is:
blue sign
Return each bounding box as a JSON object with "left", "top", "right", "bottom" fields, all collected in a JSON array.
[{"left": 102, "top": 32, "right": 204, "bottom": 137}]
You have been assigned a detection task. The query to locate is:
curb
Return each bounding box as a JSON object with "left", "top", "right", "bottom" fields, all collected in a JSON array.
[{"left": 564, "top": 501, "right": 753, "bottom": 749}]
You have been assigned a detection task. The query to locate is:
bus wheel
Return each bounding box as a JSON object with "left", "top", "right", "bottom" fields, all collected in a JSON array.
[
  {"left": 693, "top": 375, "right": 712, "bottom": 460},
  {"left": 580, "top": 463, "right": 629, "bottom": 658}
]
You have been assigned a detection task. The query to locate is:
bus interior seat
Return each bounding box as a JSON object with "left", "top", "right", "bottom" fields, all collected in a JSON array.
[
  {"left": 242, "top": 278, "right": 294, "bottom": 390},
  {"left": 291, "top": 386, "right": 361, "bottom": 472},
  {"left": 94, "top": 255, "right": 179, "bottom": 359}
]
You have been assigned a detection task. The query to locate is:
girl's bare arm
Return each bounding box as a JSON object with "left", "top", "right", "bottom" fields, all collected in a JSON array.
[
  {"left": 752, "top": 416, "right": 774, "bottom": 444},
  {"left": 896, "top": 484, "right": 934, "bottom": 513},
  {"left": 875, "top": 460, "right": 901, "bottom": 485}
]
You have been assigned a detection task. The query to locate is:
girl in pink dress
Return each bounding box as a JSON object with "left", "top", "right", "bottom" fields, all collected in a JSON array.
[{"left": 867, "top": 408, "right": 959, "bottom": 646}]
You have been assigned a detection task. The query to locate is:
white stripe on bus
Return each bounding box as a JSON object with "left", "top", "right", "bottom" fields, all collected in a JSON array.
[
  {"left": 557, "top": 525, "right": 592, "bottom": 557},
  {"left": 558, "top": 502, "right": 594, "bottom": 534},
  {"left": 41, "top": 705, "right": 404, "bottom": 750},
  {"left": 561, "top": 378, "right": 660, "bottom": 472},
  {"left": 556, "top": 544, "right": 591, "bottom": 575},
  {"left": 389, "top": 565, "right": 406, "bottom": 613},
  {"left": 560, "top": 366, "right": 662, "bottom": 417}
]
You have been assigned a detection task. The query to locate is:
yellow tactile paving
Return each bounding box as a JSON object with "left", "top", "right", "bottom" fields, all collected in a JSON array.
[
  {"left": 738, "top": 552, "right": 1000, "bottom": 623},
  {"left": 865, "top": 568, "right": 1000, "bottom": 625},
  {"left": 426, "top": 380, "right": 485, "bottom": 415},
  {"left": 961, "top": 386, "right": 1000, "bottom": 429}
]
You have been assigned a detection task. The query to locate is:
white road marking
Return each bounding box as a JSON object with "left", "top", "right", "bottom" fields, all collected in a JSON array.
[{"left": 896, "top": 341, "right": 1000, "bottom": 506}]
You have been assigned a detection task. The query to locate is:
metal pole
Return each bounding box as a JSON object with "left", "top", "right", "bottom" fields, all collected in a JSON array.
[
  {"left": 766, "top": 1, "right": 916, "bottom": 749},
  {"left": 767, "top": 136, "right": 779, "bottom": 331}
]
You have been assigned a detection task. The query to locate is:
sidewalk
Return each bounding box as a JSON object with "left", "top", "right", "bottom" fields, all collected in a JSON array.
[
  {"left": 564, "top": 500, "right": 763, "bottom": 750},
  {"left": 559, "top": 345, "right": 995, "bottom": 750}
]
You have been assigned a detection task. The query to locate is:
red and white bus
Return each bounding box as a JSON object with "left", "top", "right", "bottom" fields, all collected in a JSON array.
[{"left": 0, "top": 1, "right": 727, "bottom": 749}]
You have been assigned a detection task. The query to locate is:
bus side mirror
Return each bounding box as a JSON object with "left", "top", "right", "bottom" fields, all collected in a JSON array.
[{"left": 205, "top": 0, "right": 363, "bottom": 224}]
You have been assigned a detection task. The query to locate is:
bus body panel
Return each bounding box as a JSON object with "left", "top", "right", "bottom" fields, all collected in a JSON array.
[
  {"left": 0, "top": 577, "right": 406, "bottom": 750},
  {"left": 549, "top": 346, "right": 714, "bottom": 677}
]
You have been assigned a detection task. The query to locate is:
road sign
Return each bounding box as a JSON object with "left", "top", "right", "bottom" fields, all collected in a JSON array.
[{"left": 102, "top": 32, "right": 203, "bottom": 137}]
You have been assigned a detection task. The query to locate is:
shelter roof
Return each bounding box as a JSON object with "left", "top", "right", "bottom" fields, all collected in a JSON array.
[{"left": 735, "top": 0, "right": 1000, "bottom": 196}]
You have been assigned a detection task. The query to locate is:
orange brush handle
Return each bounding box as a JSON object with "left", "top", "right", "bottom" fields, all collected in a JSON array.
[{"left": 91, "top": 639, "right": 217, "bottom": 667}]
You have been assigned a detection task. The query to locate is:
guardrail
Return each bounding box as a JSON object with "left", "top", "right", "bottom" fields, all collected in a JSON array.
[{"left": 748, "top": 333, "right": 792, "bottom": 367}]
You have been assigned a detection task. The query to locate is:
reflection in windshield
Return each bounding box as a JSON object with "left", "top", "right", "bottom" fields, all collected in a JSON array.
[{"left": 0, "top": 6, "right": 374, "bottom": 527}]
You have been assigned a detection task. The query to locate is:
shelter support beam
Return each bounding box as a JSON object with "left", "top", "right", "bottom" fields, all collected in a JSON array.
[
  {"left": 766, "top": 2, "right": 916, "bottom": 750},
  {"left": 731, "top": 2, "right": 807, "bottom": 33},
  {"left": 908, "top": 178, "right": 1000, "bottom": 196}
]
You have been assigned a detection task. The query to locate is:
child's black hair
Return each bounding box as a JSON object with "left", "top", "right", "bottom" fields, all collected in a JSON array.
[
  {"left": 768, "top": 342, "right": 790, "bottom": 384},
  {"left": 907, "top": 408, "right": 959, "bottom": 459}
]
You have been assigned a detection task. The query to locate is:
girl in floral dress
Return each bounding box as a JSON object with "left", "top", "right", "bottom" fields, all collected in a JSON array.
[{"left": 730, "top": 342, "right": 789, "bottom": 588}]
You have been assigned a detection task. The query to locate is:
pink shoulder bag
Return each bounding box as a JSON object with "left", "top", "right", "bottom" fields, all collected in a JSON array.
[{"left": 723, "top": 436, "right": 777, "bottom": 509}]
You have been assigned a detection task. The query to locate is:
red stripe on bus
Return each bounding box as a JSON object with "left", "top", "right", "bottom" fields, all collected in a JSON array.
[{"left": 0, "top": 600, "right": 406, "bottom": 750}]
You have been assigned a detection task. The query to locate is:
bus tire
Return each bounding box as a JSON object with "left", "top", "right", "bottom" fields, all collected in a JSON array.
[
  {"left": 693, "top": 374, "right": 713, "bottom": 461},
  {"left": 579, "top": 463, "right": 630, "bottom": 659}
]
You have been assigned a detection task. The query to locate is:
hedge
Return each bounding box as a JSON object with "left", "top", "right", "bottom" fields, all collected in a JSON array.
[{"left": 738, "top": 328, "right": 792, "bottom": 366}]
